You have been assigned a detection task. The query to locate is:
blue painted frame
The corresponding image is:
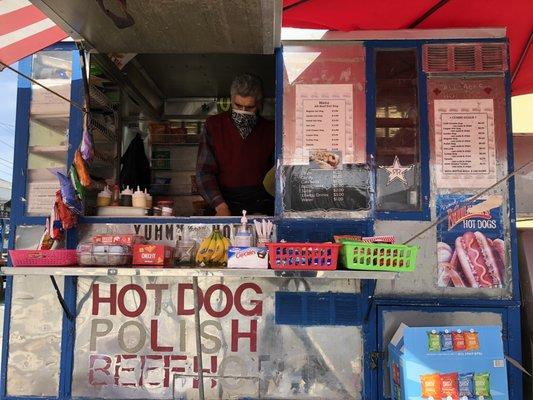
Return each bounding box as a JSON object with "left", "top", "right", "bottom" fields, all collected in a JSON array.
[
  {"left": 2, "top": 43, "right": 82, "bottom": 400},
  {"left": 365, "top": 40, "right": 431, "bottom": 221},
  {"left": 375, "top": 303, "right": 523, "bottom": 400}
]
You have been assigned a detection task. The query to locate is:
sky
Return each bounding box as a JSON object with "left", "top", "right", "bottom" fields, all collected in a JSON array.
[{"left": 0, "top": 64, "right": 17, "bottom": 183}]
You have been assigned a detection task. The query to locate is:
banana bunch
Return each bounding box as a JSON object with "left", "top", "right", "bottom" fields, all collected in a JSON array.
[{"left": 195, "top": 229, "right": 231, "bottom": 267}]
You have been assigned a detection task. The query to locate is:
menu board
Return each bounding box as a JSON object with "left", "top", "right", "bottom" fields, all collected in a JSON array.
[
  {"left": 434, "top": 99, "right": 497, "bottom": 188},
  {"left": 282, "top": 165, "right": 370, "bottom": 213},
  {"left": 289, "top": 84, "right": 355, "bottom": 165}
]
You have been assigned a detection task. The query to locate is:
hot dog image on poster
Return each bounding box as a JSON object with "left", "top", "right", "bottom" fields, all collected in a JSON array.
[{"left": 437, "top": 194, "right": 506, "bottom": 288}]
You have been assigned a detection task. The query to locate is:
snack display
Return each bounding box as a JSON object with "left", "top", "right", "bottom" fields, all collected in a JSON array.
[
  {"left": 390, "top": 326, "right": 507, "bottom": 400},
  {"left": 428, "top": 329, "right": 479, "bottom": 353}
]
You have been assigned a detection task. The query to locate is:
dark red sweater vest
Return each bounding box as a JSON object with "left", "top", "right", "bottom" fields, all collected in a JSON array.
[{"left": 206, "top": 111, "right": 274, "bottom": 189}]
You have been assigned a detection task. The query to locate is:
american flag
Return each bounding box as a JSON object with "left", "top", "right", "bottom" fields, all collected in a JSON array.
[{"left": 0, "top": 0, "right": 67, "bottom": 68}]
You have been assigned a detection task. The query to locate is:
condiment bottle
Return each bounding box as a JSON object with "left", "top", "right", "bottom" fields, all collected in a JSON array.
[
  {"left": 96, "top": 186, "right": 112, "bottom": 207},
  {"left": 235, "top": 210, "right": 252, "bottom": 247},
  {"left": 111, "top": 184, "right": 121, "bottom": 206},
  {"left": 120, "top": 186, "right": 133, "bottom": 207},
  {"left": 144, "top": 188, "right": 153, "bottom": 209},
  {"left": 132, "top": 186, "right": 147, "bottom": 208}
]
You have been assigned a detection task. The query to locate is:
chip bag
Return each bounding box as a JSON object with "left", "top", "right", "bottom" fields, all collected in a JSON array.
[
  {"left": 55, "top": 171, "right": 83, "bottom": 215},
  {"left": 428, "top": 331, "right": 441, "bottom": 352},
  {"left": 441, "top": 331, "right": 453, "bottom": 351},
  {"left": 458, "top": 372, "right": 475, "bottom": 398},
  {"left": 474, "top": 372, "right": 491, "bottom": 397},
  {"left": 452, "top": 331, "right": 467, "bottom": 351},
  {"left": 440, "top": 372, "right": 459, "bottom": 399},
  {"left": 420, "top": 373, "right": 442, "bottom": 398},
  {"left": 464, "top": 331, "right": 480, "bottom": 351},
  {"left": 74, "top": 149, "right": 92, "bottom": 187}
]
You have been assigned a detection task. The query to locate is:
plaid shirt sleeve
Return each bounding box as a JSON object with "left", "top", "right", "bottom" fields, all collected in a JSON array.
[{"left": 196, "top": 123, "right": 225, "bottom": 208}]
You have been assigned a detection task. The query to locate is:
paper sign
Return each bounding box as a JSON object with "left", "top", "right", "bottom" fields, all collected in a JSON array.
[
  {"left": 26, "top": 181, "right": 58, "bottom": 215},
  {"left": 291, "top": 84, "right": 354, "bottom": 164},
  {"left": 434, "top": 99, "right": 497, "bottom": 188}
]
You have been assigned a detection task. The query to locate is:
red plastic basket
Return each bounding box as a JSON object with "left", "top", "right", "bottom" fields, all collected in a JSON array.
[
  {"left": 8, "top": 250, "right": 78, "bottom": 267},
  {"left": 267, "top": 242, "right": 341, "bottom": 271}
]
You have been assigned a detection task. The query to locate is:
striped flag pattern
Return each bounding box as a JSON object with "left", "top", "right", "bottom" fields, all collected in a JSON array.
[{"left": 0, "top": 0, "right": 67, "bottom": 68}]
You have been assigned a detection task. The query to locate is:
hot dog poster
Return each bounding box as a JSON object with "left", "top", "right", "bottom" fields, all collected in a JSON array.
[{"left": 437, "top": 194, "right": 506, "bottom": 288}]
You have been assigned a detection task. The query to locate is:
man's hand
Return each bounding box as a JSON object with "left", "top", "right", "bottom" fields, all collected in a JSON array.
[{"left": 215, "top": 202, "right": 231, "bottom": 216}]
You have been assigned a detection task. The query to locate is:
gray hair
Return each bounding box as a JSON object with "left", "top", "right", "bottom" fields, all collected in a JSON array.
[{"left": 230, "top": 73, "right": 263, "bottom": 102}]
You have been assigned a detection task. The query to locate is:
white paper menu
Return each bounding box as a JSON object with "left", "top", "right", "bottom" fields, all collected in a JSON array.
[
  {"left": 290, "top": 84, "right": 355, "bottom": 164},
  {"left": 434, "top": 99, "right": 497, "bottom": 188}
]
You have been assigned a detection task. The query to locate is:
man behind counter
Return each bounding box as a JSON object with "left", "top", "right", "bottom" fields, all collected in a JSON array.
[{"left": 196, "top": 73, "right": 275, "bottom": 216}]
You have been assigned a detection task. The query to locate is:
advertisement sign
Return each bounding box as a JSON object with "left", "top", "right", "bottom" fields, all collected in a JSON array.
[
  {"left": 389, "top": 325, "right": 509, "bottom": 400},
  {"left": 436, "top": 195, "right": 506, "bottom": 288}
]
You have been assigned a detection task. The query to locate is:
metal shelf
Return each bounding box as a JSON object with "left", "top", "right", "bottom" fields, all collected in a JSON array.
[{"left": 1, "top": 266, "right": 398, "bottom": 280}]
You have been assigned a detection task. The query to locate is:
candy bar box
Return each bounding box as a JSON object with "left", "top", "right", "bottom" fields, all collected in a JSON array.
[{"left": 388, "top": 324, "right": 509, "bottom": 400}]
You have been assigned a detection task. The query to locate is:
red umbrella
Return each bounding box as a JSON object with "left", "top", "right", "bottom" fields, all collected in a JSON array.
[{"left": 283, "top": 0, "right": 533, "bottom": 95}]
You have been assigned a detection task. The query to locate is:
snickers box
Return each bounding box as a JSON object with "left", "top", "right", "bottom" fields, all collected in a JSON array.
[
  {"left": 133, "top": 244, "right": 174, "bottom": 267},
  {"left": 227, "top": 247, "right": 268, "bottom": 269}
]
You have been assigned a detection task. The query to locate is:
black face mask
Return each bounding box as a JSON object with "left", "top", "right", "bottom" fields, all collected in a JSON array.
[{"left": 231, "top": 109, "right": 258, "bottom": 139}]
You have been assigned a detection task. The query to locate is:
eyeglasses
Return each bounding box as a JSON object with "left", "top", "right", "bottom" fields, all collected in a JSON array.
[{"left": 232, "top": 102, "right": 257, "bottom": 112}]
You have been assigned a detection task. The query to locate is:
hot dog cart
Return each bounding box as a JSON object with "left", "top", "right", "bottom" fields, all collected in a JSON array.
[{"left": 0, "top": 1, "right": 525, "bottom": 399}]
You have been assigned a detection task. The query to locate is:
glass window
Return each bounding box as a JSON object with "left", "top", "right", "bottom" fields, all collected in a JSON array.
[
  {"left": 375, "top": 49, "right": 421, "bottom": 212},
  {"left": 26, "top": 51, "right": 72, "bottom": 216}
]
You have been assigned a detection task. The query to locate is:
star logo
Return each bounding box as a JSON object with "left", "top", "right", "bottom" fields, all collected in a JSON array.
[{"left": 379, "top": 156, "right": 414, "bottom": 186}]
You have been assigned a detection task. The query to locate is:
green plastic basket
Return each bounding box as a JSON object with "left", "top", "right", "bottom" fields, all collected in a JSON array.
[{"left": 340, "top": 241, "right": 418, "bottom": 272}]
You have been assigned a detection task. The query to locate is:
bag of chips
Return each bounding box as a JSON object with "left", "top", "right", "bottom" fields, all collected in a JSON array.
[
  {"left": 474, "top": 372, "right": 491, "bottom": 397},
  {"left": 464, "top": 331, "right": 480, "bottom": 351},
  {"left": 74, "top": 149, "right": 92, "bottom": 187},
  {"left": 420, "top": 373, "right": 442, "bottom": 398},
  {"left": 441, "top": 331, "right": 453, "bottom": 351},
  {"left": 440, "top": 372, "right": 459, "bottom": 399},
  {"left": 459, "top": 372, "right": 475, "bottom": 398},
  {"left": 428, "top": 331, "right": 441, "bottom": 352},
  {"left": 452, "top": 331, "right": 467, "bottom": 351},
  {"left": 55, "top": 171, "right": 83, "bottom": 215}
]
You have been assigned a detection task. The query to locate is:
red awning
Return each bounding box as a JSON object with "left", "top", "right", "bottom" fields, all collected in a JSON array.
[
  {"left": 0, "top": 0, "right": 67, "bottom": 68},
  {"left": 283, "top": 0, "right": 533, "bottom": 96}
]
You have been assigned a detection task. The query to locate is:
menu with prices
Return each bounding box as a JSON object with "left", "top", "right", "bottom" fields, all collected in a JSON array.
[
  {"left": 282, "top": 165, "right": 369, "bottom": 213},
  {"left": 290, "top": 84, "right": 355, "bottom": 165},
  {"left": 434, "top": 99, "right": 497, "bottom": 188}
]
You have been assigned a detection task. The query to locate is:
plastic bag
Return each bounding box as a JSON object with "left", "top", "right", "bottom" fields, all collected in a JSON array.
[{"left": 80, "top": 113, "right": 94, "bottom": 162}]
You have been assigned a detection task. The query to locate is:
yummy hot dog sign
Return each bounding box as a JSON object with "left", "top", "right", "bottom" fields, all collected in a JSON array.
[{"left": 437, "top": 195, "right": 506, "bottom": 288}]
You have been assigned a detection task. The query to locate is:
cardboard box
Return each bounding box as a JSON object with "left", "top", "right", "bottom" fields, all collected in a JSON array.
[
  {"left": 133, "top": 244, "right": 174, "bottom": 267},
  {"left": 388, "top": 324, "right": 509, "bottom": 400},
  {"left": 93, "top": 234, "right": 145, "bottom": 246},
  {"left": 227, "top": 247, "right": 268, "bottom": 269}
]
